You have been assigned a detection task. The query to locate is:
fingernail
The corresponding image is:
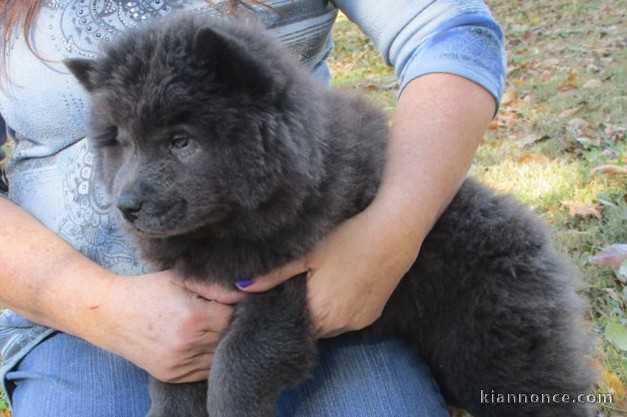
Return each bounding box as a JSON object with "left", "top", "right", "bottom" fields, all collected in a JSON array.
[{"left": 235, "top": 278, "right": 254, "bottom": 289}]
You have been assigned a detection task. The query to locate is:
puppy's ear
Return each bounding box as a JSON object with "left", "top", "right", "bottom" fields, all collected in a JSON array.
[
  {"left": 193, "top": 27, "right": 274, "bottom": 96},
  {"left": 64, "top": 58, "right": 98, "bottom": 91}
]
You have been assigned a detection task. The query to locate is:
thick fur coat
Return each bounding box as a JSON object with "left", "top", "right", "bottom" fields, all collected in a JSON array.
[{"left": 66, "top": 15, "right": 596, "bottom": 417}]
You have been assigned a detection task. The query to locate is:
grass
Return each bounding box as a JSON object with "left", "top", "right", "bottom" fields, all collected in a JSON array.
[
  {"left": 1, "top": 0, "right": 626, "bottom": 414},
  {"left": 330, "top": 0, "right": 627, "bottom": 415}
]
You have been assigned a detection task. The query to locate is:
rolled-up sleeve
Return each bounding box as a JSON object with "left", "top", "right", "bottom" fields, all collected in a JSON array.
[{"left": 333, "top": 0, "right": 507, "bottom": 105}]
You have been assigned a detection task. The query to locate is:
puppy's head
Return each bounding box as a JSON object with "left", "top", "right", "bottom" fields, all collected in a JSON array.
[{"left": 66, "top": 17, "right": 322, "bottom": 238}]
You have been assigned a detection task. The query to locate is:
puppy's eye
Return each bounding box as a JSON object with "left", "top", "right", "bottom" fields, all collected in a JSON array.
[
  {"left": 170, "top": 133, "right": 190, "bottom": 150},
  {"left": 168, "top": 132, "right": 198, "bottom": 160}
]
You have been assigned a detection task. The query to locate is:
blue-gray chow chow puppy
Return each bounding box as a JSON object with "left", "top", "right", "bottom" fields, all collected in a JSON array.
[{"left": 66, "top": 14, "right": 596, "bottom": 417}]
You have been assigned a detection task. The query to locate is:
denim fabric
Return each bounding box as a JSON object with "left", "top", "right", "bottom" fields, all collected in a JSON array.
[{"left": 6, "top": 331, "right": 449, "bottom": 417}]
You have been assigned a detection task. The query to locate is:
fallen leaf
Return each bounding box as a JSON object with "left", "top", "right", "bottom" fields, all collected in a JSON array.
[
  {"left": 540, "top": 70, "right": 553, "bottom": 81},
  {"left": 605, "top": 125, "right": 626, "bottom": 142},
  {"left": 575, "top": 136, "right": 598, "bottom": 148},
  {"left": 498, "top": 112, "right": 519, "bottom": 130},
  {"left": 605, "top": 321, "right": 627, "bottom": 351},
  {"left": 487, "top": 120, "right": 499, "bottom": 131},
  {"left": 563, "top": 201, "right": 602, "bottom": 219},
  {"left": 543, "top": 58, "right": 560, "bottom": 67},
  {"left": 583, "top": 79, "right": 602, "bottom": 89},
  {"left": 519, "top": 134, "right": 550, "bottom": 148},
  {"left": 558, "top": 106, "right": 582, "bottom": 118},
  {"left": 602, "top": 368, "right": 626, "bottom": 398},
  {"left": 522, "top": 94, "right": 534, "bottom": 104},
  {"left": 591, "top": 244, "right": 627, "bottom": 269},
  {"left": 512, "top": 78, "right": 525, "bottom": 88},
  {"left": 558, "top": 70, "right": 579, "bottom": 92},
  {"left": 587, "top": 63, "right": 601, "bottom": 73},
  {"left": 567, "top": 118, "right": 589, "bottom": 131},
  {"left": 501, "top": 89, "right": 518, "bottom": 106},
  {"left": 517, "top": 153, "right": 551, "bottom": 164},
  {"left": 519, "top": 134, "right": 538, "bottom": 146},
  {"left": 592, "top": 165, "right": 627, "bottom": 176}
]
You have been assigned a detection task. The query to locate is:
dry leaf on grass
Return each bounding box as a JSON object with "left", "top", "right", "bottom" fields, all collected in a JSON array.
[
  {"left": 583, "top": 78, "right": 602, "bottom": 89},
  {"left": 542, "top": 58, "right": 560, "bottom": 67},
  {"left": 567, "top": 118, "right": 589, "bottom": 132},
  {"left": 604, "top": 125, "right": 626, "bottom": 142},
  {"left": 591, "top": 244, "right": 627, "bottom": 269},
  {"left": 501, "top": 88, "right": 518, "bottom": 106},
  {"left": 592, "top": 165, "right": 627, "bottom": 176},
  {"left": 519, "top": 134, "right": 550, "bottom": 148},
  {"left": 602, "top": 368, "right": 626, "bottom": 398},
  {"left": 575, "top": 136, "right": 601, "bottom": 148},
  {"left": 563, "top": 201, "right": 602, "bottom": 219},
  {"left": 540, "top": 70, "right": 553, "bottom": 81},
  {"left": 517, "top": 153, "right": 551, "bottom": 164},
  {"left": 558, "top": 70, "right": 579, "bottom": 92},
  {"left": 558, "top": 106, "right": 582, "bottom": 118}
]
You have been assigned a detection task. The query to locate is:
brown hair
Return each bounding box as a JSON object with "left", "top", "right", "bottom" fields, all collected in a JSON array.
[
  {"left": 0, "top": 0, "right": 271, "bottom": 79},
  {"left": 0, "top": 0, "right": 41, "bottom": 70}
]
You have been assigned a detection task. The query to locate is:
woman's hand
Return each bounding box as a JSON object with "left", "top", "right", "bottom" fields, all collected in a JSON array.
[
  {"left": 234, "top": 74, "right": 495, "bottom": 339},
  {"left": 88, "top": 271, "right": 244, "bottom": 383},
  {"left": 235, "top": 201, "right": 424, "bottom": 338}
]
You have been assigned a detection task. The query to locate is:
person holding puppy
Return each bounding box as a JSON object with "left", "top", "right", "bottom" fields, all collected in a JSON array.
[{"left": 0, "top": 1, "right": 504, "bottom": 416}]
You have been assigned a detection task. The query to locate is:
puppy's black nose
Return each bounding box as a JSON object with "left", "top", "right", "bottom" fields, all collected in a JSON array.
[{"left": 117, "top": 194, "right": 143, "bottom": 223}]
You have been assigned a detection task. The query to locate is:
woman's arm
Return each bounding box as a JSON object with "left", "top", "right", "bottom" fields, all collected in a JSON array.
[
  {"left": 0, "top": 196, "right": 113, "bottom": 334},
  {"left": 0, "top": 197, "right": 241, "bottom": 381},
  {"left": 374, "top": 73, "right": 495, "bottom": 240},
  {"left": 236, "top": 74, "right": 494, "bottom": 336},
  {"left": 233, "top": 0, "right": 505, "bottom": 336}
]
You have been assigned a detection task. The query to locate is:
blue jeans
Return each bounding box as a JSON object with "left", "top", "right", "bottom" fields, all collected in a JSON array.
[{"left": 5, "top": 331, "right": 449, "bottom": 417}]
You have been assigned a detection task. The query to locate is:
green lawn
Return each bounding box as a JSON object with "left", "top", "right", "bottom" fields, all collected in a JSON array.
[{"left": 1, "top": 0, "right": 625, "bottom": 415}]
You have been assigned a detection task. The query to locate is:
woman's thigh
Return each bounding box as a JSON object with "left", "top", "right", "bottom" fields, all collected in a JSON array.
[
  {"left": 279, "top": 333, "right": 449, "bottom": 417},
  {"left": 6, "top": 332, "right": 150, "bottom": 417},
  {"left": 6, "top": 332, "right": 448, "bottom": 417}
]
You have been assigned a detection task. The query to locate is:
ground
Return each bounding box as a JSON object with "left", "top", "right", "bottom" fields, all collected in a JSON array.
[{"left": 1, "top": 0, "right": 626, "bottom": 415}]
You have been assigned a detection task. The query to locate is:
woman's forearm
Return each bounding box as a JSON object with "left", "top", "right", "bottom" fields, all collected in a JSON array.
[
  {"left": 0, "top": 197, "right": 243, "bottom": 382},
  {"left": 0, "top": 197, "right": 115, "bottom": 337},
  {"left": 371, "top": 73, "right": 496, "bottom": 242}
]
